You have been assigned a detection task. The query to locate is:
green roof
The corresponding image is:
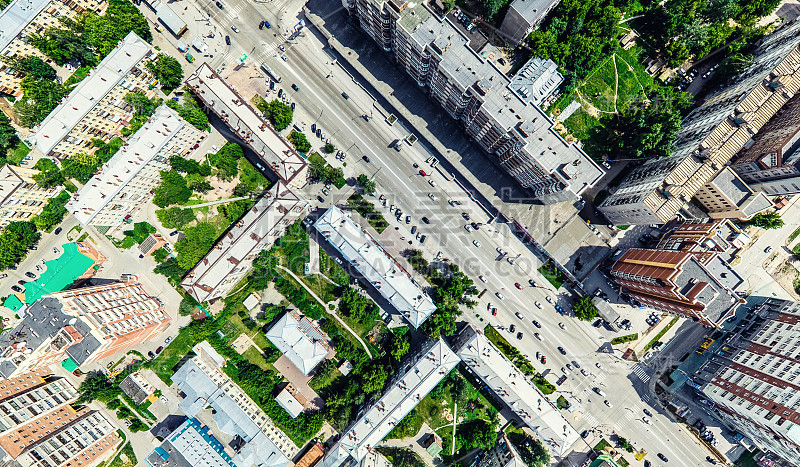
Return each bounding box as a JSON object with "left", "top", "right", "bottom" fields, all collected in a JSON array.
[
  {"left": 61, "top": 358, "right": 78, "bottom": 372},
  {"left": 23, "top": 243, "right": 95, "bottom": 304},
  {"left": 3, "top": 294, "right": 23, "bottom": 311}
]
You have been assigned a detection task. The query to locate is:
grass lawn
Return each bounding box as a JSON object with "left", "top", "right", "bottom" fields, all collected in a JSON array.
[
  {"left": 561, "top": 108, "right": 604, "bottom": 140},
  {"left": 7, "top": 141, "right": 30, "bottom": 164},
  {"left": 611, "top": 333, "right": 638, "bottom": 345},
  {"left": 788, "top": 226, "right": 800, "bottom": 244},
  {"left": 538, "top": 261, "right": 567, "bottom": 289},
  {"left": 242, "top": 345, "right": 272, "bottom": 371},
  {"left": 107, "top": 441, "right": 137, "bottom": 467},
  {"left": 64, "top": 65, "right": 91, "bottom": 88},
  {"left": 150, "top": 325, "right": 202, "bottom": 384},
  {"left": 594, "top": 439, "right": 611, "bottom": 451}
]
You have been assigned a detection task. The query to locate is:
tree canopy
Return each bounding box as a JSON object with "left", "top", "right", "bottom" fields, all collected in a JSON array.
[
  {"left": 574, "top": 296, "right": 599, "bottom": 321},
  {"left": 1, "top": 56, "right": 56, "bottom": 80},
  {"left": 32, "top": 158, "right": 65, "bottom": 189},
  {"left": 165, "top": 92, "right": 210, "bottom": 131},
  {"left": 264, "top": 99, "right": 293, "bottom": 131},
  {"left": 357, "top": 174, "right": 376, "bottom": 195},
  {"left": 32, "top": 191, "right": 70, "bottom": 232},
  {"left": 152, "top": 170, "right": 192, "bottom": 207},
  {"left": 209, "top": 142, "right": 243, "bottom": 180},
  {"left": 288, "top": 130, "right": 311, "bottom": 153},
  {"left": 0, "top": 221, "right": 41, "bottom": 270},
  {"left": 14, "top": 76, "right": 67, "bottom": 127},
  {"left": 749, "top": 211, "right": 783, "bottom": 230},
  {"left": 146, "top": 54, "right": 183, "bottom": 94},
  {"left": 174, "top": 222, "right": 219, "bottom": 269}
]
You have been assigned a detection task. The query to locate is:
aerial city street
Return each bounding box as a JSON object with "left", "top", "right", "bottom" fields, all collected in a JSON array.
[{"left": 0, "top": 0, "right": 799, "bottom": 466}]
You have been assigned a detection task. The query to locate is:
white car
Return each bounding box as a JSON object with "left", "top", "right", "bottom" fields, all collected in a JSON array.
[
  {"left": 534, "top": 301, "right": 542, "bottom": 309},
  {"left": 580, "top": 369, "right": 589, "bottom": 376},
  {"left": 428, "top": 193, "right": 436, "bottom": 200},
  {"left": 534, "top": 332, "right": 542, "bottom": 341},
  {"left": 478, "top": 275, "right": 487, "bottom": 283},
  {"left": 545, "top": 296, "right": 553, "bottom": 304},
  {"left": 231, "top": 25, "right": 239, "bottom": 33},
  {"left": 595, "top": 362, "right": 602, "bottom": 369},
  {"left": 515, "top": 312, "right": 523, "bottom": 319},
  {"left": 428, "top": 179, "right": 437, "bottom": 187},
  {"left": 642, "top": 417, "right": 651, "bottom": 424},
  {"left": 558, "top": 322, "right": 567, "bottom": 330},
  {"left": 464, "top": 224, "right": 473, "bottom": 232},
  {"left": 496, "top": 247, "right": 505, "bottom": 255},
  {"left": 472, "top": 240, "right": 481, "bottom": 247},
  {"left": 495, "top": 292, "right": 505, "bottom": 300},
  {"left": 604, "top": 400, "right": 613, "bottom": 408}
]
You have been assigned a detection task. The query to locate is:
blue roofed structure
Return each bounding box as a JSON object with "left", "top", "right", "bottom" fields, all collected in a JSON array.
[{"left": 146, "top": 418, "right": 236, "bottom": 467}]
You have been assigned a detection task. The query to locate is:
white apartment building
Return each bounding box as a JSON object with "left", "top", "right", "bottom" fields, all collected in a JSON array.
[
  {"left": 67, "top": 105, "right": 205, "bottom": 230},
  {"left": 0, "top": 164, "right": 60, "bottom": 227},
  {"left": 29, "top": 31, "right": 158, "bottom": 159},
  {"left": 0, "top": 0, "right": 107, "bottom": 96}
]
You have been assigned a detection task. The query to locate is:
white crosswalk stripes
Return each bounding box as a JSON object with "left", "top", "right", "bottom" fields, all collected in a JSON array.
[
  {"left": 583, "top": 412, "right": 600, "bottom": 427},
  {"left": 632, "top": 364, "right": 650, "bottom": 383}
]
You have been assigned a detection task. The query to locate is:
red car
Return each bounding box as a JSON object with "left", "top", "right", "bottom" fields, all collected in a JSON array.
[
  {"left": 419, "top": 170, "right": 427, "bottom": 176},
  {"left": 541, "top": 355, "right": 546, "bottom": 364},
  {"left": 491, "top": 308, "right": 497, "bottom": 316},
  {"left": 515, "top": 283, "right": 522, "bottom": 290}
]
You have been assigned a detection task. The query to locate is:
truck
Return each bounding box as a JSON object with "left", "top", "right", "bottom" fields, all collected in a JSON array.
[{"left": 261, "top": 62, "right": 281, "bottom": 83}]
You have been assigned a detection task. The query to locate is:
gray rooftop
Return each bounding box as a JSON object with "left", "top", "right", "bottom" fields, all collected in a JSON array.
[
  {"left": 676, "top": 257, "right": 742, "bottom": 323},
  {"left": 509, "top": 57, "right": 563, "bottom": 107},
  {"left": 0, "top": 0, "right": 51, "bottom": 52},
  {"left": 508, "top": 0, "right": 560, "bottom": 24},
  {"left": 0, "top": 297, "right": 99, "bottom": 378}
]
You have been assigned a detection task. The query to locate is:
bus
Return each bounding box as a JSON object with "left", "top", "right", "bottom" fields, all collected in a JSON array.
[{"left": 261, "top": 62, "right": 281, "bottom": 83}]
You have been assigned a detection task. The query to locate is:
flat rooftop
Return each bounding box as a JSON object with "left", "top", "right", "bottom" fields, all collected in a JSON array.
[
  {"left": 0, "top": 0, "right": 51, "bottom": 52},
  {"left": 455, "top": 326, "right": 580, "bottom": 458},
  {"left": 322, "top": 339, "right": 460, "bottom": 467},
  {"left": 30, "top": 31, "right": 154, "bottom": 155},
  {"left": 314, "top": 206, "right": 436, "bottom": 328},
  {"left": 181, "top": 182, "right": 306, "bottom": 303},
  {"left": 67, "top": 105, "right": 192, "bottom": 225},
  {"left": 185, "top": 63, "right": 308, "bottom": 183}
]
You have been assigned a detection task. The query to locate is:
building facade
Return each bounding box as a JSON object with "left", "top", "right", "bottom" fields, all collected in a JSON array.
[
  {"left": 599, "top": 20, "right": 800, "bottom": 225},
  {"left": 498, "top": 0, "right": 561, "bottom": 46},
  {"left": 0, "top": 0, "right": 107, "bottom": 96},
  {"left": 0, "top": 278, "right": 169, "bottom": 378},
  {"left": 0, "top": 370, "right": 122, "bottom": 467},
  {"left": 30, "top": 31, "right": 158, "bottom": 159},
  {"left": 0, "top": 164, "right": 60, "bottom": 228},
  {"left": 610, "top": 248, "right": 744, "bottom": 326},
  {"left": 181, "top": 181, "right": 308, "bottom": 303},
  {"left": 693, "top": 167, "right": 773, "bottom": 220},
  {"left": 344, "top": 0, "right": 602, "bottom": 202},
  {"left": 696, "top": 298, "right": 800, "bottom": 464},
  {"left": 67, "top": 105, "right": 204, "bottom": 230}
]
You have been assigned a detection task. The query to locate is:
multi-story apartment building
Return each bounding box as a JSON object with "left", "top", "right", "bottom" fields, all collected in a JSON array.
[
  {"left": 0, "top": 278, "right": 169, "bottom": 378},
  {"left": 497, "top": 0, "right": 561, "bottom": 46},
  {"left": 0, "top": 164, "right": 60, "bottom": 227},
  {"left": 29, "top": 31, "right": 158, "bottom": 160},
  {"left": 172, "top": 341, "right": 297, "bottom": 466},
  {"left": 67, "top": 105, "right": 204, "bottom": 231},
  {"left": 610, "top": 248, "right": 744, "bottom": 326},
  {"left": 730, "top": 92, "right": 800, "bottom": 195},
  {"left": 693, "top": 167, "right": 773, "bottom": 220},
  {"left": 508, "top": 56, "right": 563, "bottom": 108},
  {"left": 695, "top": 298, "right": 800, "bottom": 464},
  {"left": 599, "top": 19, "right": 800, "bottom": 225},
  {"left": 0, "top": 0, "right": 107, "bottom": 96},
  {"left": 185, "top": 63, "right": 308, "bottom": 187},
  {"left": 181, "top": 181, "right": 308, "bottom": 304},
  {"left": 344, "top": 0, "right": 602, "bottom": 202},
  {"left": 0, "top": 370, "right": 122, "bottom": 467}
]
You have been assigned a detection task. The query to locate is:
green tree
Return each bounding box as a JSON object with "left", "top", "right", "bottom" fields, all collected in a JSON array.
[
  {"left": 218, "top": 199, "right": 253, "bottom": 223},
  {"left": 156, "top": 206, "right": 196, "bottom": 229},
  {"left": 31, "top": 158, "right": 65, "bottom": 188},
  {"left": 264, "top": 99, "right": 293, "bottom": 131},
  {"left": 75, "top": 373, "right": 121, "bottom": 404},
  {"left": 0, "top": 113, "right": 20, "bottom": 157},
  {"left": 175, "top": 222, "right": 218, "bottom": 269},
  {"left": 169, "top": 155, "right": 202, "bottom": 174},
  {"left": 749, "top": 211, "right": 783, "bottom": 230},
  {"left": 390, "top": 327, "right": 410, "bottom": 361},
  {"left": 32, "top": 191, "right": 70, "bottom": 232},
  {"left": 146, "top": 54, "right": 183, "bottom": 93},
  {"left": 124, "top": 92, "right": 162, "bottom": 117},
  {"left": 482, "top": 0, "right": 509, "bottom": 20},
  {"left": 573, "top": 296, "right": 598, "bottom": 321},
  {"left": 209, "top": 143, "right": 243, "bottom": 180},
  {"left": 508, "top": 431, "right": 551, "bottom": 467},
  {"left": 356, "top": 174, "right": 376, "bottom": 195},
  {"left": 165, "top": 93, "right": 210, "bottom": 131},
  {"left": 456, "top": 419, "right": 496, "bottom": 450},
  {"left": 152, "top": 171, "right": 192, "bottom": 207},
  {"left": 186, "top": 173, "right": 212, "bottom": 193},
  {"left": 28, "top": 27, "right": 95, "bottom": 67},
  {"left": 664, "top": 39, "right": 691, "bottom": 68},
  {"left": 324, "top": 142, "right": 336, "bottom": 154},
  {"left": 361, "top": 363, "right": 389, "bottom": 394},
  {"left": 0, "top": 222, "right": 42, "bottom": 270},
  {"left": 61, "top": 152, "right": 101, "bottom": 183},
  {"left": 288, "top": 130, "right": 311, "bottom": 153},
  {"left": 339, "top": 288, "right": 379, "bottom": 324},
  {"left": 1, "top": 56, "right": 56, "bottom": 80},
  {"left": 14, "top": 76, "right": 67, "bottom": 127},
  {"left": 153, "top": 256, "right": 188, "bottom": 282},
  {"left": 178, "top": 296, "right": 199, "bottom": 316}
]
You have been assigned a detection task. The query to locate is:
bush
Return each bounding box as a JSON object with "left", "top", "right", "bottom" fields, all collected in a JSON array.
[
  {"left": 574, "top": 296, "right": 599, "bottom": 321},
  {"left": 611, "top": 333, "right": 638, "bottom": 345},
  {"left": 288, "top": 130, "right": 311, "bottom": 153},
  {"left": 32, "top": 191, "right": 70, "bottom": 232}
]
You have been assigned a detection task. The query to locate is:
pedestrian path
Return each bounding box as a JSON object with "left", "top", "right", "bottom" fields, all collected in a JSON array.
[
  {"left": 632, "top": 364, "right": 651, "bottom": 383},
  {"left": 583, "top": 412, "right": 600, "bottom": 428}
]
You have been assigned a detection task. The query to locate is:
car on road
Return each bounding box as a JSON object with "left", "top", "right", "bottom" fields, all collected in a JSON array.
[
  {"left": 528, "top": 279, "right": 537, "bottom": 287},
  {"left": 495, "top": 292, "right": 504, "bottom": 300},
  {"left": 706, "top": 456, "right": 717, "bottom": 464},
  {"left": 496, "top": 247, "right": 505, "bottom": 255},
  {"left": 643, "top": 408, "right": 653, "bottom": 417},
  {"left": 593, "top": 387, "right": 605, "bottom": 396},
  {"left": 516, "top": 332, "right": 523, "bottom": 340},
  {"left": 642, "top": 417, "right": 650, "bottom": 424},
  {"left": 532, "top": 320, "right": 541, "bottom": 328},
  {"left": 160, "top": 395, "right": 168, "bottom": 403},
  {"left": 169, "top": 230, "right": 179, "bottom": 236},
  {"left": 147, "top": 351, "right": 156, "bottom": 359},
  {"left": 545, "top": 296, "right": 553, "bottom": 304},
  {"left": 464, "top": 224, "right": 473, "bottom": 232},
  {"left": 429, "top": 179, "right": 436, "bottom": 187},
  {"left": 231, "top": 25, "right": 239, "bottom": 33},
  {"left": 472, "top": 240, "right": 481, "bottom": 247},
  {"left": 405, "top": 215, "right": 411, "bottom": 224},
  {"left": 470, "top": 222, "right": 479, "bottom": 230},
  {"left": 155, "top": 346, "right": 164, "bottom": 354},
  {"left": 558, "top": 322, "right": 566, "bottom": 330},
  {"left": 604, "top": 400, "right": 613, "bottom": 407},
  {"left": 540, "top": 355, "right": 546, "bottom": 364},
  {"left": 263, "top": 20, "right": 271, "bottom": 28},
  {"left": 17, "top": 280, "right": 25, "bottom": 286},
  {"left": 0, "top": 274, "right": 6, "bottom": 279},
  {"left": 25, "top": 272, "right": 35, "bottom": 278},
  {"left": 225, "top": 35, "right": 231, "bottom": 45},
  {"left": 317, "top": 195, "right": 325, "bottom": 203},
  {"left": 657, "top": 453, "right": 668, "bottom": 462},
  {"left": 215, "top": 0, "right": 223, "bottom": 7},
  {"left": 580, "top": 430, "right": 590, "bottom": 439},
  {"left": 419, "top": 170, "right": 427, "bottom": 176},
  {"left": 580, "top": 369, "right": 589, "bottom": 376},
  {"left": 478, "top": 275, "right": 487, "bottom": 283},
  {"left": 52, "top": 248, "right": 58, "bottom": 254},
  {"left": 165, "top": 336, "right": 173, "bottom": 344},
  {"left": 515, "top": 312, "right": 523, "bottom": 319},
  {"left": 765, "top": 246, "right": 773, "bottom": 253},
  {"left": 54, "top": 227, "right": 62, "bottom": 235},
  {"left": 291, "top": 84, "right": 299, "bottom": 91},
  {"left": 534, "top": 301, "right": 542, "bottom": 309},
  {"left": 514, "top": 282, "right": 522, "bottom": 290},
  {"left": 534, "top": 332, "right": 542, "bottom": 341},
  {"left": 462, "top": 212, "right": 470, "bottom": 220},
  {"left": 428, "top": 193, "right": 436, "bottom": 200},
  {"left": 11, "top": 285, "right": 22, "bottom": 292},
  {"left": 363, "top": 155, "right": 371, "bottom": 162},
  {"left": 419, "top": 234, "right": 426, "bottom": 243},
  {"left": 557, "top": 346, "right": 566, "bottom": 355},
  {"left": 491, "top": 307, "right": 497, "bottom": 316},
  {"left": 421, "top": 217, "right": 430, "bottom": 224},
  {"left": 565, "top": 364, "right": 572, "bottom": 371},
  {"left": 509, "top": 324, "right": 516, "bottom": 333}
]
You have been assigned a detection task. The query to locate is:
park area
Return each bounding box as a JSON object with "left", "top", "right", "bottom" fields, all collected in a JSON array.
[{"left": 550, "top": 41, "right": 654, "bottom": 140}]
